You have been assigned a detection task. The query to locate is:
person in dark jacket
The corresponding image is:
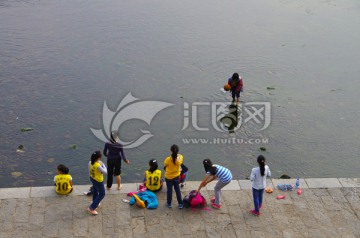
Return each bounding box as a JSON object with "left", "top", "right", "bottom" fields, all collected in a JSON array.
[{"left": 103, "top": 131, "right": 130, "bottom": 190}]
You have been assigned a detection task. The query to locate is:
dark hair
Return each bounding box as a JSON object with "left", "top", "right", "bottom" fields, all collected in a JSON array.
[
  {"left": 257, "top": 155, "right": 266, "bottom": 176},
  {"left": 203, "top": 159, "right": 217, "bottom": 175},
  {"left": 232, "top": 72, "right": 239, "bottom": 81},
  {"left": 91, "top": 151, "right": 102, "bottom": 165},
  {"left": 57, "top": 164, "right": 69, "bottom": 174},
  {"left": 170, "top": 144, "right": 179, "bottom": 164},
  {"left": 110, "top": 131, "right": 118, "bottom": 144},
  {"left": 148, "top": 159, "right": 158, "bottom": 173}
]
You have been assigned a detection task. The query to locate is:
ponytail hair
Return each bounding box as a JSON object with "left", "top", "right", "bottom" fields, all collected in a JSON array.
[
  {"left": 203, "top": 159, "right": 217, "bottom": 175},
  {"left": 148, "top": 159, "right": 158, "bottom": 173},
  {"left": 257, "top": 155, "right": 266, "bottom": 176},
  {"left": 91, "top": 150, "right": 102, "bottom": 165},
  {"left": 110, "top": 131, "right": 118, "bottom": 144},
  {"left": 170, "top": 144, "right": 179, "bottom": 164}
]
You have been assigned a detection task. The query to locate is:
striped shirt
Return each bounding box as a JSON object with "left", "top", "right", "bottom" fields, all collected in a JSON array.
[{"left": 212, "top": 164, "right": 233, "bottom": 183}]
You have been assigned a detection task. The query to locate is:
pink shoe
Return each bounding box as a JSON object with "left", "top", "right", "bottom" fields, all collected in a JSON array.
[
  {"left": 87, "top": 207, "right": 98, "bottom": 215},
  {"left": 211, "top": 203, "right": 221, "bottom": 209},
  {"left": 250, "top": 209, "right": 260, "bottom": 216}
]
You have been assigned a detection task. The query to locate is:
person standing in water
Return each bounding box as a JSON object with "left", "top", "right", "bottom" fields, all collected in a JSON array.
[{"left": 227, "top": 72, "right": 244, "bottom": 104}]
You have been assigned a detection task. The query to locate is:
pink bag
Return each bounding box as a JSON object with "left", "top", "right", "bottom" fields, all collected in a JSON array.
[{"left": 190, "top": 193, "right": 206, "bottom": 208}]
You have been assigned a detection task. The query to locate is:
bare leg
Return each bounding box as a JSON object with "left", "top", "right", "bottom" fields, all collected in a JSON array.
[{"left": 116, "top": 175, "right": 122, "bottom": 190}]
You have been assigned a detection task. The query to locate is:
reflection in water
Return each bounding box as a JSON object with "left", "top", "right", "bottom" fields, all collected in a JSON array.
[{"left": 220, "top": 104, "right": 240, "bottom": 135}]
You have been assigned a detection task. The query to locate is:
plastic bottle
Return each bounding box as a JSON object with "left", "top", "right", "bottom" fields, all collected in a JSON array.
[{"left": 295, "top": 178, "right": 300, "bottom": 189}]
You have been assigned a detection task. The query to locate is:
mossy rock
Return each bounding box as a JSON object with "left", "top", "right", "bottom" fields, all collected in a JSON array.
[
  {"left": 11, "top": 172, "right": 23, "bottom": 178},
  {"left": 21, "top": 128, "right": 33, "bottom": 132}
]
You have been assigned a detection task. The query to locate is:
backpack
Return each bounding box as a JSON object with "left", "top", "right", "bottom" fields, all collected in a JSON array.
[{"left": 183, "top": 190, "right": 207, "bottom": 208}]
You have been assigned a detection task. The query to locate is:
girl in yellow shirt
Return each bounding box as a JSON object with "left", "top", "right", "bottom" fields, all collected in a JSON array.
[
  {"left": 54, "top": 164, "right": 73, "bottom": 195},
  {"left": 164, "top": 144, "right": 184, "bottom": 209},
  {"left": 87, "top": 151, "right": 107, "bottom": 215},
  {"left": 144, "top": 159, "right": 163, "bottom": 192}
]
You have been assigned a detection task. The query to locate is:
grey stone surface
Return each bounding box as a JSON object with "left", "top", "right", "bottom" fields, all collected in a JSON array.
[
  {"left": 239, "top": 179, "right": 274, "bottom": 190},
  {"left": 306, "top": 178, "right": 342, "bottom": 188},
  {"left": 0, "top": 179, "right": 360, "bottom": 237},
  {"left": 339, "top": 178, "right": 360, "bottom": 188},
  {"left": 239, "top": 179, "right": 252, "bottom": 189},
  {"left": 0, "top": 187, "right": 30, "bottom": 199},
  {"left": 272, "top": 178, "right": 309, "bottom": 189}
]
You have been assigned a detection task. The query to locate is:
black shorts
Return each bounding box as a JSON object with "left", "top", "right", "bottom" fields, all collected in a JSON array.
[{"left": 107, "top": 159, "right": 121, "bottom": 176}]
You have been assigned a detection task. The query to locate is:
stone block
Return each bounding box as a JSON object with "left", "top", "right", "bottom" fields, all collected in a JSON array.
[
  {"left": 339, "top": 178, "right": 360, "bottom": 188},
  {"left": 306, "top": 178, "right": 342, "bottom": 188},
  {"left": 0, "top": 187, "right": 30, "bottom": 199}
]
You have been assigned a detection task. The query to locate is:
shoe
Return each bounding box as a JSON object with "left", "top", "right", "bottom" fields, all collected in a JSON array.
[
  {"left": 87, "top": 207, "right": 98, "bottom": 215},
  {"left": 180, "top": 183, "right": 186, "bottom": 188},
  {"left": 250, "top": 209, "right": 260, "bottom": 216},
  {"left": 167, "top": 203, "right": 172, "bottom": 208},
  {"left": 178, "top": 204, "right": 184, "bottom": 209},
  {"left": 211, "top": 197, "right": 215, "bottom": 203},
  {"left": 211, "top": 203, "right": 221, "bottom": 209}
]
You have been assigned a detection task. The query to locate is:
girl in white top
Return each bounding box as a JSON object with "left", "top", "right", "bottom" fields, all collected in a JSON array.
[{"left": 250, "top": 155, "right": 271, "bottom": 216}]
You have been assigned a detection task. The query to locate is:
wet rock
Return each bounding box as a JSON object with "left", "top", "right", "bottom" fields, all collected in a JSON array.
[
  {"left": 11, "top": 172, "right": 23, "bottom": 178},
  {"left": 21, "top": 128, "right": 34, "bottom": 132},
  {"left": 280, "top": 174, "right": 291, "bottom": 179},
  {"left": 16, "top": 145, "right": 25, "bottom": 152}
]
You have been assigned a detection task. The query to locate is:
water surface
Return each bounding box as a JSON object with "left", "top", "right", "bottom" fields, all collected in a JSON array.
[{"left": 1, "top": 0, "right": 360, "bottom": 187}]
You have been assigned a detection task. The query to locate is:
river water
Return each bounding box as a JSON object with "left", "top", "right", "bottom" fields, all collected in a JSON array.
[{"left": 1, "top": 0, "right": 359, "bottom": 188}]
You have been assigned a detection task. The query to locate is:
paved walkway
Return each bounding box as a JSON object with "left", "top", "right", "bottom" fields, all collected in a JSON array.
[{"left": 0, "top": 178, "right": 360, "bottom": 238}]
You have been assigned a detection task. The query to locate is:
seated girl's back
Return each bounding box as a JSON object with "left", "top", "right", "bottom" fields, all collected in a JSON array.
[{"left": 144, "top": 159, "right": 163, "bottom": 192}]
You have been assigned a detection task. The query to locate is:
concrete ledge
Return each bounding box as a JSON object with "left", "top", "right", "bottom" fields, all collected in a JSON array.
[
  {"left": 207, "top": 180, "right": 240, "bottom": 191},
  {"left": 239, "top": 180, "right": 252, "bottom": 190},
  {"left": 0, "top": 187, "right": 30, "bottom": 199},
  {"left": 272, "top": 178, "right": 309, "bottom": 189},
  {"left": 238, "top": 179, "right": 274, "bottom": 190},
  {"left": 30, "top": 186, "right": 58, "bottom": 198},
  {"left": 339, "top": 178, "right": 360, "bottom": 188},
  {"left": 305, "top": 178, "right": 342, "bottom": 188},
  {"left": 2, "top": 178, "right": 360, "bottom": 200}
]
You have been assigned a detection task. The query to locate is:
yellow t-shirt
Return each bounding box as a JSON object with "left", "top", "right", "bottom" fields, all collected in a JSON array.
[
  {"left": 145, "top": 169, "right": 162, "bottom": 191},
  {"left": 54, "top": 174, "right": 72, "bottom": 195},
  {"left": 90, "top": 162, "right": 104, "bottom": 182},
  {"left": 164, "top": 154, "right": 183, "bottom": 179}
]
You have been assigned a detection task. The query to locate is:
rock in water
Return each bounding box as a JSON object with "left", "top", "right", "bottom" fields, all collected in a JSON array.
[{"left": 280, "top": 174, "right": 291, "bottom": 179}]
